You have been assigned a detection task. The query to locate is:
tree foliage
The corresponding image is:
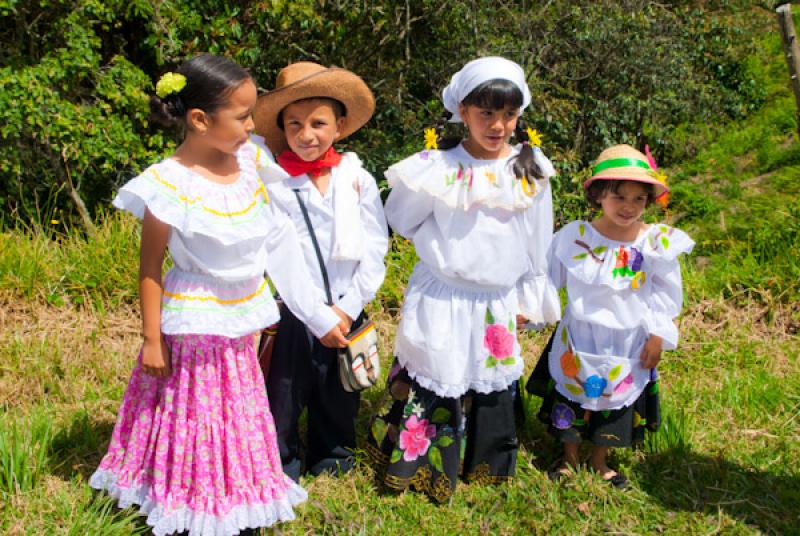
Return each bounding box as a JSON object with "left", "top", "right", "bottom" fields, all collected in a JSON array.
[{"left": 0, "top": 0, "right": 767, "bottom": 227}]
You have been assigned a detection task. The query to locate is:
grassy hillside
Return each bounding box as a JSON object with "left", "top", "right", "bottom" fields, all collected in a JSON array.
[{"left": 1, "top": 13, "right": 799, "bottom": 536}]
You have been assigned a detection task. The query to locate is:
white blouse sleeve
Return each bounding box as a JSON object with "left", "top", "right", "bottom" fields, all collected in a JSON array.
[
  {"left": 336, "top": 170, "right": 390, "bottom": 320},
  {"left": 250, "top": 135, "right": 291, "bottom": 185},
  {"left": 262, "top": 201, "right": 340, "bottom": 338},
  {"left": 642, "top": 260, "right": 684, "bottom": 351},
  {"left": 384, "top": 178, "right": 435, "bottom": 239},
  {"left": 516, "top": 182, "right": 561, "bottom": 324}
]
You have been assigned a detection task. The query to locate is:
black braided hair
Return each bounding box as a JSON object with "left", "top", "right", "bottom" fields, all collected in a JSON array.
[
  {"left": 433, "top": 111, "right": 461, "bottom": 150},
  {"left": 511, "top": 117, "right": 545, "bottom": 181}
]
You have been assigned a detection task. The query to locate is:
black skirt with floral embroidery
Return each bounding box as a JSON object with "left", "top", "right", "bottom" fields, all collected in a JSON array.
[
  {"left": 367, "top": 361, "right": 518, "bottom": 503},
  {"left": 527, "top": 329, "right": 661, "bottom": 448}
]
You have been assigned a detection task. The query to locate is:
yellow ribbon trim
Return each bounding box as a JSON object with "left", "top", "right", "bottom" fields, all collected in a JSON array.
[
  {"left": 149, "top": 168, "right": 270, "bottom": 216},
  {"left": 163, "top": 279, "right": 269, "bottom": 305}
]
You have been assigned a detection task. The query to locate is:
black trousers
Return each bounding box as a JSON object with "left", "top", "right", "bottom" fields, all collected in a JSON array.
[{"left": 266, "top": 305, "right": 362, "bottom": 481}]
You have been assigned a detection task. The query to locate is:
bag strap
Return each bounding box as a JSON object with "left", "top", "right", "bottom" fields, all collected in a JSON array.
[{"left": 293, "top": 188, "right": 333, "bottom": 306}]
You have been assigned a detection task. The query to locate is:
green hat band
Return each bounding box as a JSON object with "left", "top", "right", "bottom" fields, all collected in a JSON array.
[{"left": 592, "top": 158, "right": 652, "bottom": 176}]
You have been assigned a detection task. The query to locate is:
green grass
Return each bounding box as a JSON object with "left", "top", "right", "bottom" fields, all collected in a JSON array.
[
  {"left": 1, "top": 11, "right": 799, "bottom": 536},
  {"left": 666, "top": 20, "right": 800, "bottom": 305}
]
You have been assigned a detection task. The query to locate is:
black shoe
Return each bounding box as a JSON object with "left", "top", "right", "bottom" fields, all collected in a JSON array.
[{"left": 605, "top": 471, "right": 628, "bottom": 489}]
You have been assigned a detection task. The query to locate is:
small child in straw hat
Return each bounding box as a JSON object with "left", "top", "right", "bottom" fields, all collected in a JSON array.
[
  {"left": 252, "top": 62, "right": 388, "bottom": 481},
  {"left": 527, "top": 144, "right": 694, "bottom": 488}
]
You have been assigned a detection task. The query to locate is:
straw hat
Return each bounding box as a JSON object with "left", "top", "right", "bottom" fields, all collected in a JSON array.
[
  {"left": 583, "top": 144, "right": 669, "bottom": 198},
  {"left": 253, "top": 62, "right": 375, "bottom": 155}
]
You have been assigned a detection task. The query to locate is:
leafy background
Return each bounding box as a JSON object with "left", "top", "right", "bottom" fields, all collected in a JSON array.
[{"left": 1, "top": 1, "right": 799, "bottom": 534}]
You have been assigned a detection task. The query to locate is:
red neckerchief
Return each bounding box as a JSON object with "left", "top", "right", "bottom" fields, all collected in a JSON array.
[{"left": 277, "top": 147, "right": 343, "bottom": 178}]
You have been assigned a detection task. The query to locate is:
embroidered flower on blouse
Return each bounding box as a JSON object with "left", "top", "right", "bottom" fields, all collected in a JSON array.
[
  {"left": 612, "top": 246, "right": 644, "bottom": 283},
  {"left": 155, "top": 72, "right": 187, "bottom": 98},
  {"left": 583, "top": 375, "right": 608, "bottom": 398},
  {"left": 560, "top": 350, "right": 580, "bottom": 378},
  {"left": 526, "top": 127, "right": 543, "bottom": 147},
  {"left": 424, "top": 128, "right": 439, "bottom": 150}
]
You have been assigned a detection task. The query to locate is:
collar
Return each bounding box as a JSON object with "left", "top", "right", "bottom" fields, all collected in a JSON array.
[{"left": 277, "top": 146, "right": 343, "bottom": 178}]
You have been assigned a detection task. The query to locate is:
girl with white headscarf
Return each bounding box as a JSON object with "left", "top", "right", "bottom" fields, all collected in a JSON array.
[{"left": 366, "top": 57, "right": 561, "bottom": 502}]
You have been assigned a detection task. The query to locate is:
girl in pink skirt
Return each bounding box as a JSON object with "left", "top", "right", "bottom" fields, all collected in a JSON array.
[{"left": 90, "top": 54, "right": 348, "bottom": 536}]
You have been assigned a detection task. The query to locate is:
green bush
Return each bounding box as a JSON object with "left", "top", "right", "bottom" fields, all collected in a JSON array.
[{"left": 0, "top": 0, "right": 768, "bottom": 228}]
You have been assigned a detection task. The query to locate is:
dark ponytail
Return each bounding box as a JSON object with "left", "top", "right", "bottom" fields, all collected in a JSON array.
[
  {"left": 432, "top": 111, "right": 462, "bottom": 151},
  {"left": 149, "top": 54, "right": 253, "bottom": 130},
  {"left": 510, "top": 117, "right": 544, "bottom": 181}
]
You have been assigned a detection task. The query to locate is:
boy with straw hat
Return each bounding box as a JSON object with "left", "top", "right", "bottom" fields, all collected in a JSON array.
[
  {"left": 253, "top": 62, "right": 388, "bottom": 480},
  {"left": 527, "top": 143, "right": 693, "bottom": 488}
]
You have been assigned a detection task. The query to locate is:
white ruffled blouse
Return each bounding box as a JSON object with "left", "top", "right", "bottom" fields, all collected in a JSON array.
[
  {"left": 112, "top": 137, "right": 340, "bottom": 339},
  {"left": 548, "top": 221, "right": 694, "bottom": 410},
  {"left": 385, "top": 143, "right": 561, "bottom": 398},
  {"left": 386, "top": 143, "right": 561, "bottom": 322}
]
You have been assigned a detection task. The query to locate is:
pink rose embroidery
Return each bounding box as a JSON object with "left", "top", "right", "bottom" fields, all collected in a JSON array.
[
  {"left": 398, "top": 415, "right": 436, "bottom": 461},
  {"left": 484, "top": 324, "right": 514, "bottom": 358}
]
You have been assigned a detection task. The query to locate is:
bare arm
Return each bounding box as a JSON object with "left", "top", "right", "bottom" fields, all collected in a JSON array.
[{"left": 139, "top": 208, "right": 171, "bottom": 377}]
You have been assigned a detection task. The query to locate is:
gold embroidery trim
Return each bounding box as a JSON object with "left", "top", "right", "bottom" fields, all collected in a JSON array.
[
  {"left": 464, "top": 462, "right": 513, "bottom": 485},
  {"left": 162, "top": 279, "right": 269, "bottom": 304}
]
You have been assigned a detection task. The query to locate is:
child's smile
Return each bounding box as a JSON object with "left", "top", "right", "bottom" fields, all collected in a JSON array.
[
  {"left": 598, "top": 181, "right": 649, "bottom": 230},
  {"left": 282, "top": 99, "right": 345, "bottom": 161}
]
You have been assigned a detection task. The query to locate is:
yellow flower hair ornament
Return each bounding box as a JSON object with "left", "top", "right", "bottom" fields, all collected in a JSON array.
[
  {"left": 155, "top": 72, "right": 187, "bottom": 98},
  {"left": 526, "top": 127, "right": 542, "bottom": 147},
  {"left": 424, "top": 128, "right": 439, "bottom": 150}
]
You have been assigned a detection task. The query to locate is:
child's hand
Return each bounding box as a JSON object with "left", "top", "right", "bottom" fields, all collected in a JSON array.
[
  {"left": 639, "top": 335, "right": 662, "bottom": 369},
  {"left": 332, "top": 305, "right": 353, "bottom": 335},
  {"left": 516, "top": 314, "right": 529, "bottom": 328},
  {"left": 141, "top": 335, "right": 172, "bottom": 378},
  {"left": 320, "top": 325, "right": 349, "bottom": 349}
]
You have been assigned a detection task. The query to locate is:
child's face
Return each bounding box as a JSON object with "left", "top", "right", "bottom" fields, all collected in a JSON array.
[
  {"left": 459, "top": 103, "right": 519, "bottom": 158},
  {"left": 281, "top": 99, "right": 346, "bottom": 161},
  {"left": 194, "top": 79, "right": 257, "bottom": 154},
  {"left": 597, "top": 181, "right": 649, "bottom": 228}
]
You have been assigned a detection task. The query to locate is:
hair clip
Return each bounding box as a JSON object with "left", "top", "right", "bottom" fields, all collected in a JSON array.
[{"left": 156, "top": 72, "right": 187, "bottom": 98}]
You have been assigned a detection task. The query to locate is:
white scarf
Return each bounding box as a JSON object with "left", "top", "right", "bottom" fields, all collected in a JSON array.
[
  {"left": 442, "top": 56, "right": 532, "bottom": 123},
  {"left": 331, "top": 153, "right": 363, "bottom": 261}
]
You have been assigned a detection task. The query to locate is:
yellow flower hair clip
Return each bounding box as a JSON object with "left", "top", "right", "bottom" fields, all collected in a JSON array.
[
  {"left": 424, "top": 128, "right": 439, "bottom": 150},
  {"left": 155, "top": 72, "right": 187, "bottom": 98},
  {"left": 526, "top": 127, "right": 542, "bottom": 147}
]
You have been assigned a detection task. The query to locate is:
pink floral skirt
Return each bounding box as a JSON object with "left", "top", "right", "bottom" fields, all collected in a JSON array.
[{"left": 90, "top": 333, "right": 306, "bottom": 536}]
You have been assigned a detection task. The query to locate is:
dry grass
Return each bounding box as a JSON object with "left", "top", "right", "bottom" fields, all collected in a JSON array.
[{"left": 1, "top": 290, "right": 797, "bottom": 534}]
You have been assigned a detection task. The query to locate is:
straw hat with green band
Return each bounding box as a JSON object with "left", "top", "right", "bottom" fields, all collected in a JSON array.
[{"left": 583, "top": 144, "right": 669, "bottom": 198}]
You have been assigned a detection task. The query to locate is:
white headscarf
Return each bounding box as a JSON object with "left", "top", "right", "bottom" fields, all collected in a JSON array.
[{"left": 442, "top": 57, "right": 532, "bottom": 123}]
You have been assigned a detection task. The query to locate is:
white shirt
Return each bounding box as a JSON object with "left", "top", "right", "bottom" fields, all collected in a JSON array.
[
  {"left": 112, "top": 138, "right": 340, "bottom": 339},
  {"left": 267, "top": 153, "right": 389, "bottom": 321},
  {"left": 547, "top": 220, "right": 694, "bottom": 410}
]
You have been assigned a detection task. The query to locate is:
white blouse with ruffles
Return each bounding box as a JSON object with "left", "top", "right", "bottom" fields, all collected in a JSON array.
[
  {"left": 547, "top": 221, "right": 694, "bottom": 411},
  {"left": 112, "top": 137, "right": 340, "bottom": 339},
  {"left": 385, "top": 143, "right": 561, "bottom": 398}
]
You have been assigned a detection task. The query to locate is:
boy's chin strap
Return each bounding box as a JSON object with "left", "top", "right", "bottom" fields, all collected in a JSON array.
[{"left": 277, "top": 146, "right": 343, "bottom": 178}]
